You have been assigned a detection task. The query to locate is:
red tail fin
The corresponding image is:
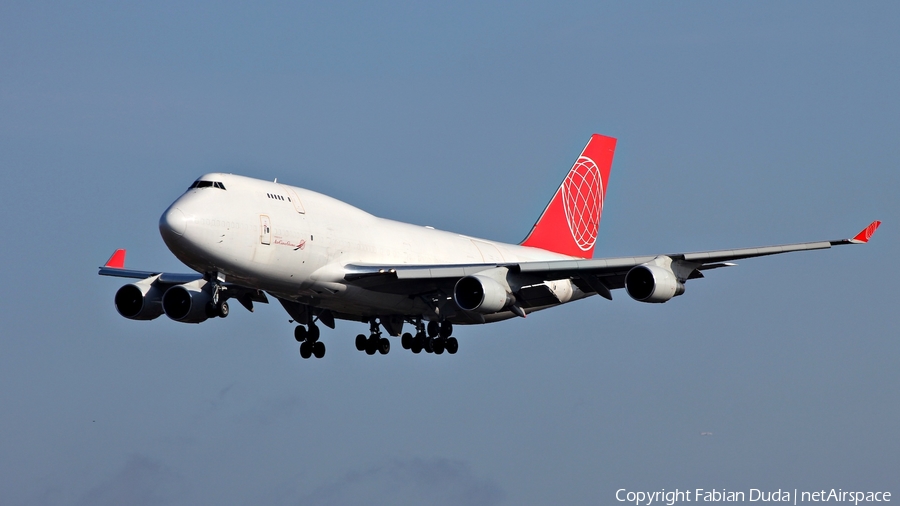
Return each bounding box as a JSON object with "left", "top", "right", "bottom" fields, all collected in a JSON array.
[{"left": 520, "top": 134, "right": 616, "bottom": 259}]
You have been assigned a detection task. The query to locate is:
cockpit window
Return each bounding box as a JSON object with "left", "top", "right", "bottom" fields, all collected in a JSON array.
[{"left": 189, "top": 180, "right": 226, "bottom": 190}]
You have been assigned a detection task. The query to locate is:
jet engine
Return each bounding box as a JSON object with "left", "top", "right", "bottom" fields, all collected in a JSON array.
[
  {"left": 624, "top": 264, "right": 685, "bottom": 303},
  {"left": 162, "top": 281, "right": 212, "bottom": 323},
  {"left": 454, "top": 274, "right": 516, "bottom": 313},
  {"left": 114, "top": 281, "right": 164, "bottom": 320}
]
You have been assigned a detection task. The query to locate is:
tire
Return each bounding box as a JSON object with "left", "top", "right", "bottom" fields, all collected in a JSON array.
[
  {"left": 412, "top": 332, "right": 424, "bottom": 354},
  {"left": 378, "top": 338, "right": 390, "bottom": 355},
  {"left": 365, "top": 337, "right": 377, "bottom": 355},
  {"left": 294, "top": 326, "right": 308, "bottom": 342},
  {"left": 401, "top": 332, "right": 412, "bottom": 350},
  {"left": 433, "top": 337, "right": 445, "bottom": 354},
  {"left": 440, "top": 321, "right": 452, "bottom": 338},
  {"left": 424, "top": 337, "right": 434, "bottom": 353},
  {"left": 307, "top": 324, "right": 320, "bottom": 342},
  {"left": 313, "top": 341, "right": 326, "bottom": 358},
  {"left": 217, "top": 301, "right": 229, "bottom": 318},
  {"left": 427, "top": 321, "right": 439, "bottom": 337},
  {"left": 355, "top": 334, "right": 367, "bottom": 351},
  {"left": 446, "top": 337, "right": 458, "bottom": 354},
  {"left": 299, "top": 341, "right": 312, "bottom": 359}
]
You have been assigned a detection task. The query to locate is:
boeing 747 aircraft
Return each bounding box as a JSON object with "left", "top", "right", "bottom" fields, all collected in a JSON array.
[{"left": 100, "top": 134, "right": 880, "bottom": 359}]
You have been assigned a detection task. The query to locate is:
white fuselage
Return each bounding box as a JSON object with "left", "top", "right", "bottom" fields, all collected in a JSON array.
[{"left": 159, "top": 173, "right": 579, "bottom": 323}]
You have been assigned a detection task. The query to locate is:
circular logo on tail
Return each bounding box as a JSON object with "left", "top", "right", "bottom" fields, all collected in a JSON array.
[{"left": 562, "top": 156, "right": 603, "bottom": 251}]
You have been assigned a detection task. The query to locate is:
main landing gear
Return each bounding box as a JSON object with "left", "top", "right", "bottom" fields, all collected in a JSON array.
[
  {"left": 400, "top": 320, "right": 458, "bottom": 355},
  {"left": 296, "top": 316, "right": 458, "bottom": 359},
  {"left": 355, "top": 319, "right": 390, "bottom": 355},
  {"left": 295, "top": 322, "right": 325, "bottom": 359}
]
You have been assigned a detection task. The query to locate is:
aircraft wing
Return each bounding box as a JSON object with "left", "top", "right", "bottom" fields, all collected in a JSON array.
[
  {"left": 343, "top": 221, "right": 881, "bottom": 300},
  {"left": 98, "top": 249, "right": 205, "bottom": 284},
  {"left": 97, "top": 249, "right": 268, "bottom": 305}
]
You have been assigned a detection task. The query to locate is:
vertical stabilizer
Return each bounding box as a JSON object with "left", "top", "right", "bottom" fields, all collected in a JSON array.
[{"left": 520, "top": 134, "right": 616, "bottom": 259}]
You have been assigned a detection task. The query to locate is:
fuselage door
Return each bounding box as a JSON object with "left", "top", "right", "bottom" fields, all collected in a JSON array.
[
  {"left": 260, "top": 215, "right": 271, "bottom": 245},
  {"left": 281, "top": 185, "right": 306, "bottom": 214}
]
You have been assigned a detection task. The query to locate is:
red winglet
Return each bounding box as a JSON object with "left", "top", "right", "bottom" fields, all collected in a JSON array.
[
  {"left": 520, "top": 134, "right": 617, "bottom": 259},
  {"left": 850, "top": 221, "right": 881, "bottom": 244},
  {"left": 104, "top": 249, "right": 127, "bottom": 269}
]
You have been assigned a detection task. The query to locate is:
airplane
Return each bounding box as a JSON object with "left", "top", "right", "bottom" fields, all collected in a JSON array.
[{"left": 99, "top": 134, "right": 881, "bottom": 360}]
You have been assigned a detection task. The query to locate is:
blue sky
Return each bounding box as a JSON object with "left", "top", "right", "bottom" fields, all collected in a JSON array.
[{"left": 1, "top": 2, "right": 897, "bottom": 505}]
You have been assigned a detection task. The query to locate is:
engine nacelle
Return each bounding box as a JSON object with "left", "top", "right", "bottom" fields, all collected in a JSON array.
[
  {"left": 625, "top": 264, "right": 685, "bottom": 303},
  {"left": 454, "top": 274, "right": 515, "bottom": 314},
  {"left": 114, "top": 281, "right": 164, "bottom": 320},
  {"left": 162, "top": 282, "right": 212, "bottom": 323}
]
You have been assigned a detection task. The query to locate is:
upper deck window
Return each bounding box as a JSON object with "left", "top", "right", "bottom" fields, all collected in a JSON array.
[{"left": 189, "top": 180, "right": 226, "bottom": 190}]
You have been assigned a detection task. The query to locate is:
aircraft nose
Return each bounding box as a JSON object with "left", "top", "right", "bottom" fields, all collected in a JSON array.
[{"left": 160, "top": 207, "right": 187, "bottom": 237}]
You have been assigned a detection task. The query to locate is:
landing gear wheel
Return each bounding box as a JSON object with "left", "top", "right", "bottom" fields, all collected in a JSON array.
[
  {"left": 365, "top": 336, "right": 378, "bottom": 355},
  {"left": 427, "top": 321, "right": 440, "bottom": 338},
  {"left": 433, "top": 337, "right": 445, "bottom": 355},
  {"left": 313, "top": 341, "right": 326, "bottom": 358},
  {"left": 217, "top": 301, "right": 229, "bottom": 318},
  {"left": 378, "top": 337, "right": 390, "bottom": 355},
  {"left": 401, "top": 332, "right": 412, "bottom": 350},
  {"left": 424, "top": 337, "right": 434, "bottom": 353},
  {"left": 307, "top": 323, "right": 320, "bottom": 342},
  {"left": 446, "top": 337, "right": 458, "bottom": 354},
  {"left": 355, "top": 334, "right": 367, "bottom": 351},
  {"left": 294, "top": 326, "right": 308, "bottom": 342},
  {"left": 299, "top": 341, "right": 312, "bottom": 359},
  {"left": 411, "top": 332, "right": 424, "bottom": 354},
  {"left": 439, "top": 321, "right": 452, "bottom": 338}
]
